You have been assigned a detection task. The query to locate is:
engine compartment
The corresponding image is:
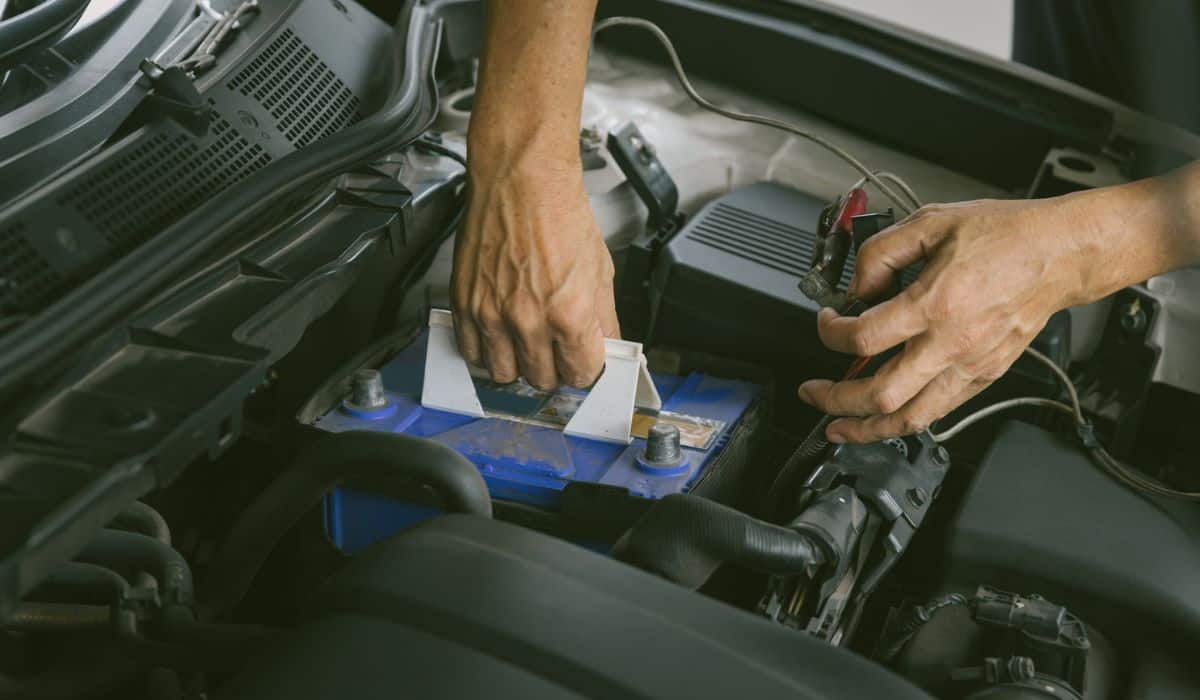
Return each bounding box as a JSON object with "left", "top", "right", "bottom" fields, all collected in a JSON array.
[{"left": 3, "top": 1, "right": 1200, "bottom": 699}]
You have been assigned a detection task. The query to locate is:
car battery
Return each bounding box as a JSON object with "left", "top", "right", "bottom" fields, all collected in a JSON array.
[{"left": 311, "top": 331, "right": 761, "bottom": 552}]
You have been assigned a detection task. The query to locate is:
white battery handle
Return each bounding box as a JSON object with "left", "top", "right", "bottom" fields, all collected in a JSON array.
[{"left": 421, "top": 309, "right": 661, "bottom": 444}]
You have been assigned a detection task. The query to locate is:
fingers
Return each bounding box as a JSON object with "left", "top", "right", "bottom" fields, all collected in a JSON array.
[
  {"left": 848, "top": 210, "right": 946, "bottom": 299},
  {"left": 476, "top": 312, "right": 520, "bottom": 384},
  {"left": 797, "top": 334, "right": 946, "bottom": 416},
  {"left": 817, "top": 293, "right": 928, "bottom": 356},
  {"left": 452, "top": 310, "right": 483, "bottom": 368},
  {"left": 511, "top": 327, "right": 557, "bottom": 391},
  {"left": 553, "top": 317, "right": 607, "bottom": 388},
  {"left": 824, "top": 364, "right": 977, "bottom": 443}
]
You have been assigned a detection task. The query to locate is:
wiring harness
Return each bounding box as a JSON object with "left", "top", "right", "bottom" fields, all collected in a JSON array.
[{"left": 592, "top": 16, "right": 1199, "bottom": 503}]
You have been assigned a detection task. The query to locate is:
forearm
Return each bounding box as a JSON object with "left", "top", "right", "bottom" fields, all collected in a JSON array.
[
  {"left": 1065, "top": 160, "right": 1200, "bottom": 305},
  {"left": 468, "top": 0, "right": 597, "bottom": 174}
]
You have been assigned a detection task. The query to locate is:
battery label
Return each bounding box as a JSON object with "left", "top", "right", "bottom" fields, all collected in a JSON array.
[{"left": 474, "top": 377, "right": 724, "bottom": 450}]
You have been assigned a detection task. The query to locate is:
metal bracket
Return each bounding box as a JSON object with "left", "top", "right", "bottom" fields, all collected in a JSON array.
[{"left": 420, "top": 309, "right": 661, "bottom": 444}]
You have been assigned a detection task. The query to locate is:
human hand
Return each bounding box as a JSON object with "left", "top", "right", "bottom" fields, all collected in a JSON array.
[
  {"left": 797, "top": 198, "right": 1098, "bottom": 443},
  {"left": 451, "top": 152, "right": 619, "bottom": 390}
]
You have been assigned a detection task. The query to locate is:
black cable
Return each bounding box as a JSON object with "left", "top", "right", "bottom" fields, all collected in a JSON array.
[
  {"left": 413, "top": 136, "right": 467, "bottom": 167},
  {"left": 1015, "top": 346, "right": 1200, "bottom": 502},
  {"left": 876, "top": 593, "right": 970, "bottom": 663},
  {"left": 199, "top": 430, "right": 491, "bottom": 619},
  {"left": 765, "top": 415, "right": 834, "bottom": 519}
]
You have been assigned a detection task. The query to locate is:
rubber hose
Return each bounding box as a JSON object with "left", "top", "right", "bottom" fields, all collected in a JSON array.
[
  {"left": 612, "top": 494, "right": 826, "bottom": 589},
  {"left": 36, "top": 562, "right": 130, "bottom": 605},
  {"left": 76, "top": 529, "right": 194, "bottom": 606},
  {"left": 766, "top": 415, "right": 834, "bottom": 519},
  {"left": 0, "top": 603, "right": 110, "bottom": 631},
  {"left": 109, "top": 502, "right": 171, "bottom": 545},
  {"left": 159, "top": 604, "right": 274, "bottom": 648},
  {"left": 200, "top": 430, "right": 491, "bottom": 618}
]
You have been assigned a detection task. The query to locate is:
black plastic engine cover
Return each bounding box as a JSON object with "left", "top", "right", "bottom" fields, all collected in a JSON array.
[
  {"left": 944, "top": 422, "right": 1200, "bottom": 681},
  {"left": 217, "top": 515, "right": 932, "bottom": 700},
  {"left": 645, "top": 182, "right": 840, "bottom": 371}
]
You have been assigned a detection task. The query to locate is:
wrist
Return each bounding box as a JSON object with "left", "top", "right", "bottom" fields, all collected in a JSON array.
[
  {"left": 1057, "top": 169, "right": 1199, "bottom": 306},
  {"left": 467, "top": 117, "right": 581, "bottom": 183}
]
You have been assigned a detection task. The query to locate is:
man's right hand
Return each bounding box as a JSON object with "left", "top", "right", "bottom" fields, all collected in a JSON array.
[
  {"left": 452, "top": 150, "right": 619, "bottom": 391},
  {"left": 447, "top": 0, "right": 612, "bottom": 390},
  {"left": 798, "top": 161, "right": 1200, "bottom": 443}
]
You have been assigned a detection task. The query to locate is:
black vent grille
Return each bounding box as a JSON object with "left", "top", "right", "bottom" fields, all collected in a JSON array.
[
  {"left": 688, "top": 202, "right": 856, "bottom": 289},
  {"left": 687, "top": 201, "right": 923, "bottom": 289},
  {"left": 227, "top": 28, "right": 361, "bottom": 149},
  {"left": 61, "top": 113, "right": 272, "bottom": 247},
  {"left": 0, "top": 222, "right": 60, "bottom": 311}
]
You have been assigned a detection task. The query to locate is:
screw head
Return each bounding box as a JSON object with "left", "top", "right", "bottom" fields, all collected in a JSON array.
[
  {"left": 1120, "top": 299, "right": 1147, "bottom": 334},
  {"left": 906, "top": 487, "right": 928, "bottom": 508}
]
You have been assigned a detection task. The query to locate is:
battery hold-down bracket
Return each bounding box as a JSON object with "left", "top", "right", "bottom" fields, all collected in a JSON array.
[{"left": 421, "top": 309, "right": 662, "bottom": 444}]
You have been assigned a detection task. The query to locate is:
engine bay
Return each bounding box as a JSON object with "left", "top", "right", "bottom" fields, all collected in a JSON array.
[{"left": 3, "top": 1, "right": 1200, "bottom": 699}]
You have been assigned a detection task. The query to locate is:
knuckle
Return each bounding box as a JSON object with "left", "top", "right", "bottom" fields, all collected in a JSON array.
[
  {"left": 950, "top": 327, "right": 982, "bottom": 356},
  {"left": 503, "top": 306, "right": 541, "bottom": 336},
  {"left": 851, "top": 328, "right": 877, "bottom": 356},
  {"left": 871, "top": 386, "right": 903, "bottom": 414},
  {"left": 899, "top": 414, "right": 927, "bottom": 435},
  {"left": 924, "top": 288, "right": 958, "bottom": 322},
  {"left": 475, "top": 308, "right": 505, "bottom": 336},
  {"left": 856, "top": 237, "right": 883, "bottom": 266},
  {"left": 548, "top": 296, "right": 592, "bottom": 333}
]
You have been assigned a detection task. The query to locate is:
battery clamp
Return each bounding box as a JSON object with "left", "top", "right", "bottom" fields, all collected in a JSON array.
[{"left": 421, "top": 309, "right": 662, "bottom": 444}]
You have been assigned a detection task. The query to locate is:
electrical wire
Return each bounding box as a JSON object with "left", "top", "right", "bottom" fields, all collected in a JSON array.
[
  {"left": 851, "top": 171, "right": 924, "bottom": 210},
  {"left": 592, "top": 17, "right": 918, "bottom": 216},
  {"left": 930, "top": 396, "right": 1075, "bottom": 442},
  {"left": 593, "top": 17, "right": 1200, "bottom": 502},
  {"left": 413, "top": 137, "right": 468, "bottom": 168},
  {"left": 937, "top": 345, "right": 1200, "bottom": 502}
]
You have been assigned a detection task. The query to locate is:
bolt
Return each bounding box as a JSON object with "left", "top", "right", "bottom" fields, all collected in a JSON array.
[
  {"left": 644, "top": 422, "right": 682, "bottom": 465},
  {"left": 1120, "top": 298, "right": 1147, "bottom": 334},
  {"left": 906, "top": 487, "right": 927, "bottom": 508},
  {"left": 579, "top": 126, "right": 602, "bottom": 151},
  {"left": 932, "top": 446, "right": 950, "bottom": 466},
  {"left": 349, "top": 369, "right": 388, "bottom": 409}
]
